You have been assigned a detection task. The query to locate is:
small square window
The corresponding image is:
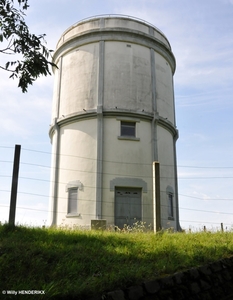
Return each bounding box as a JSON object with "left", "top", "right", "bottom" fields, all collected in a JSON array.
[
  {"left": 121, "top": 121, "right": 136, "bottom": 137},
  {"left": 67, "top": 188, "right": 78, "bottom": 214},
  {"left": 168, "top": 194, "right": 174, "bottom": 218}
]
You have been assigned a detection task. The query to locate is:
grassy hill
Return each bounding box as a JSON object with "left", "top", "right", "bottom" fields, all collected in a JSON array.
[{"left": 1, "top": 224, "right": 233, "bottom": 299}]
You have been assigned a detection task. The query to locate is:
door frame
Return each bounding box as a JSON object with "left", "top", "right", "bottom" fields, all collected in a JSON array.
[{"left": 114, "top": 186, "right": 142, "bottom": 229}]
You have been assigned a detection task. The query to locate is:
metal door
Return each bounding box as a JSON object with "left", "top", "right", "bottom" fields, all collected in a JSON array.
[{"left": 115, "top": 187, "right": 142, "bottom": 229}]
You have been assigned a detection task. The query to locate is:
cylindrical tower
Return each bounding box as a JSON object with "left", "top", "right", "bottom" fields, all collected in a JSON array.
[{"left": 49, "top": 15, "right": 180, "bottom": 231}]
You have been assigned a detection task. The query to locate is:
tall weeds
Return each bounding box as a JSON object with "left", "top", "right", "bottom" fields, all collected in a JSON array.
[{"left": 1, "top": 223, "right": 233, "bottom": 299}]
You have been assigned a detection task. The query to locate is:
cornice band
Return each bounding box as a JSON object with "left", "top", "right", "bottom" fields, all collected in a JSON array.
[
  {"left": 53, "top": 28, "right": 176, "bottom": 74},
  {"left": 49, "top": 109, "right": 178, "bottom": 139}
]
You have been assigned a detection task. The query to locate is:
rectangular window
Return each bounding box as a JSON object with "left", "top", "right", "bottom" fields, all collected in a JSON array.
[
  {"left": 67, "top": 188, "right": 78, "bottom": 214},
  {"left": 168, "top": 194, "right": 174, "bottom": 218},
  {"left": 121, "top": 121, "right": 136, "bottom": 137}
]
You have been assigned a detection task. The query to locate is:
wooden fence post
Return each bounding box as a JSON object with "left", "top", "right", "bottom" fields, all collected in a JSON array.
[
  {"left": 153, "top": 161, "right": 161, "bottom": 232},
  {"left": 221, "top": 223, "right": 224, "bottom": 232},
  {"left": 8, "top": 145, "right": 21, "bottom": 226}
]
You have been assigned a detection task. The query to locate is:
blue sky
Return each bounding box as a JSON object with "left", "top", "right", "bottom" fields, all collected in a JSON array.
[{"left": 0, "top": 0, "right": 233, "bottom": 230}]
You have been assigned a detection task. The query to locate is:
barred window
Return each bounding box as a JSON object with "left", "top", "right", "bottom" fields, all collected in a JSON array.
[
  {"left": 121, "top": 121, "right": 136, "bottom": 137},
  {"left": 168, "top": 193, "right": 174, "bottom": 218},
  {"left": 67, "top": 188, "right": 78, "bottom": 214}
]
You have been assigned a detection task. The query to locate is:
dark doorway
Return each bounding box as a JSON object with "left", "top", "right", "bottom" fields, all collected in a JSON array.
[{"left": 115, "top": 187, "right": 142, "bottom": 229}]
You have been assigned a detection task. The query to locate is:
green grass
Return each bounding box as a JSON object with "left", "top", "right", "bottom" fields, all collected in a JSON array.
[{"left": 1, "top": 224, "right": 233, "bottom": 299}]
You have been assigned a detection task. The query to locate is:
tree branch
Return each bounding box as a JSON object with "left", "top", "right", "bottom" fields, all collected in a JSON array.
[
  {"left": 0, "top": 47, "right": 15, "bottom": 54},
  {"left": 0, "top": 65, "right": 14, "bottom": 72},
  {"left": 0, "top": 0, "right": 57, "bottom": 92}
]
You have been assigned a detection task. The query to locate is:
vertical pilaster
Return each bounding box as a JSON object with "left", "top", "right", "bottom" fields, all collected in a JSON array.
[
  {"left": 173, "top": 135, "right": 181, "bottom": 231},
  {"left": 56, "top": 57, "right": 63, "bottom": 119},
  {"left": 96, "top": 40, "right": 105, "bottom": 219},
  {"left": 172, "top": 74, "right": 181, "bottom": 230},
  {"left": 150, "top": 48, "right": 158, "bottom": 162},
  {"left": 50, "top": 120, "right": 60, "bottom": 226},
  {"left": 49, "top": 57, "right": 62, "bottom": 226}
]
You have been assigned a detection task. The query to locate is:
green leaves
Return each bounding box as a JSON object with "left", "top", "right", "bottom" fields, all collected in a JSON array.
[{"left": 0, "top": 0, "right": 56, "bottom": 92}]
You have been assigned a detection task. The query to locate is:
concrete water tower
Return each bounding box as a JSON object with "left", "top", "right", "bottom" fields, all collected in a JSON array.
[{"left": 49, "top": 15, "right": 181, "bottom": 231}]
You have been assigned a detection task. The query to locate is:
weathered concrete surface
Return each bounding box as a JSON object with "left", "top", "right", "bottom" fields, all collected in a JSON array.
[{"left": 49, "top": 15, "right": 180, "bottom": 231}]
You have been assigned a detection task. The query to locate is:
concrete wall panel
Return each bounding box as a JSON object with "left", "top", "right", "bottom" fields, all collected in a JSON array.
[
  {"left": 105, "top": 18, "right": 149, "bottom": 34},
  {"left": 101, "top": 118, "right": 153, "bottom": 226},
  {"left": 155, "top": 52, "right": 175, "bottom": 124},
  {"left": 56, "top": 119, "right": 97, "bottom": 226},
  {"left": 157, "top": 125, "right": 177, "bottom": 229},
  {"left": 104, "top": 42, "right": 152, "bottom": 112},
  {"left": 59, "top": 43, "right": 99, "bottom": 117},
  {"left": 63, "top": 20, "right": 101, "bottom": 42}
]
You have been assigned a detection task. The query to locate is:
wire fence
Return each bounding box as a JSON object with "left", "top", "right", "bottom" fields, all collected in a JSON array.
[{"left": 0, "top": 145, "right": 233, "bottom": 230}]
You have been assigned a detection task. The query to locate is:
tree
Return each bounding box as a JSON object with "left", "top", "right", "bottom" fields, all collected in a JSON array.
[{"left": 0, "top": 0, "right": 56, "bottom": 92}]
